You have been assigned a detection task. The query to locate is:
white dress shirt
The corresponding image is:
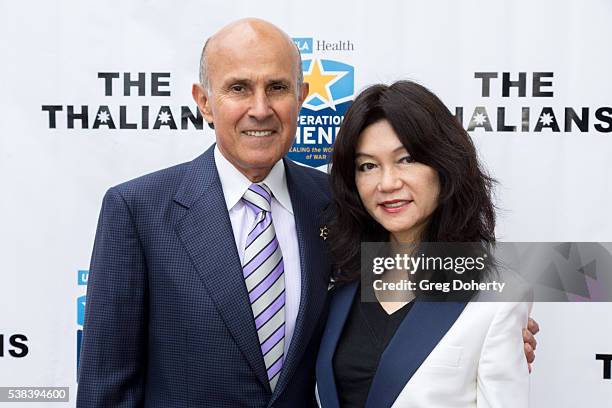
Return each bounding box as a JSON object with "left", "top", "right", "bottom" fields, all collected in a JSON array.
[{"left": 214, "top": 146, "right": 301, "bottom": 356}]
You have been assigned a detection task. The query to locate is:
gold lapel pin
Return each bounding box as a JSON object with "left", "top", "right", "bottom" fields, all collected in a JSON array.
[{"left": 319, "top": 226, "right": 329, "bottom": 241}]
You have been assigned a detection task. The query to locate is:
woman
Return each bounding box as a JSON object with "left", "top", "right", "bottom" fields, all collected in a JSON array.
[{"left": 316, "top": 81, "right": 530, "bottom": 407}]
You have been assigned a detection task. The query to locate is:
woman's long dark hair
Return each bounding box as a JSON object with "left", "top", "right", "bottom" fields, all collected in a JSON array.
[{"left": 328, "top": 80, "right": 496, "bottom": 284}]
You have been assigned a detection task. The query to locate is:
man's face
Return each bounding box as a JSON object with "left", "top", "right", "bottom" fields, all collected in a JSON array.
[{"left": 193, "top": 27, "right": 308, "bottom": 181}]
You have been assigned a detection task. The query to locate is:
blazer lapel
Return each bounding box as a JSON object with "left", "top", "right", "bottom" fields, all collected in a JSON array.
[
  {"left": 174, "top": 145, "right": 270, "bottom": 391},
  {"left": 365, "top": 300, "right": 468, "bottom": 408},
  {"left": 269, "top": 159, "right": 332, "bottom": 403},
  {"left": 315, "top": 282, "right": 358, "bottom": 408}
]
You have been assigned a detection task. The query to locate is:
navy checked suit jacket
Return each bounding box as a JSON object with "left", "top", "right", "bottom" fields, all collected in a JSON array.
[{"left": 77, "top": 145, "right": 332, "bottom": 407}]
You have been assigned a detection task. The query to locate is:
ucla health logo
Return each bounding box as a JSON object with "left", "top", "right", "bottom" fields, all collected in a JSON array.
[
  {"left": 293, "top": 38, "right": 313, "bottom": 55},
  {"left": 290, "top": 37, "right": 355, "bottom": 167},
  {"left": 76, "top": 269, "right": 88, "bottom": 379}
]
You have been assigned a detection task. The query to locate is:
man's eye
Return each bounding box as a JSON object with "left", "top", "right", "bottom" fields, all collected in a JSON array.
[
  {"left": 269, "top": 84, "right": 288, "bottom": 92},
  {"left": 230, "top": 85, "right": 245, "bottom": 92},
  {"left": 399, "top": 155, "right": 414, "bottom": 164},
  {"left": 357, "top": 162, "right": 377, "bottom": 172}
]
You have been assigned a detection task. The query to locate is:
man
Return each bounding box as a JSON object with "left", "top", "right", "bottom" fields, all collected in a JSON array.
[{"left": 77, "top": 18, "right": 538, "bottom": 407}]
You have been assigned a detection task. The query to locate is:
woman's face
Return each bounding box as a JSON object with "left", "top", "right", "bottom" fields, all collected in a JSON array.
[{"left": 354, "top": 119, "right": 440, "bottom": 243}]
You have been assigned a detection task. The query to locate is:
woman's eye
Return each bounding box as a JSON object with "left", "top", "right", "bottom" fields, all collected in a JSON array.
[
  {"left": 399, "top": 155, "right": 414, "bottom": 164},
  {"left": 357, "top": 162, "right": 377, "bottom": 172}
]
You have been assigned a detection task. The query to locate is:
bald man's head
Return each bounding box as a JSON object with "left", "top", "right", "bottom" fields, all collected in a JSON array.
[
  {"left": 198, "top": 18, "right": 303, "bottom": 90},
  {"left": 190, "top": 18, "right": 310, "bottom": 182}
]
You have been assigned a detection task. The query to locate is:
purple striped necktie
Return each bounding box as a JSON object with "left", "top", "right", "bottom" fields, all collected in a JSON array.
[{"left": 242, "top": 183, "right": 285, "bottom": 391}]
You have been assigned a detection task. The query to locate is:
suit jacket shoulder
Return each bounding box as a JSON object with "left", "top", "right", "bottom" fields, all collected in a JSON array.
[
  {"left": 112, "top": 161, "right": 189, "bottom": 198},
  {"left": 105, "top": 146, "right": 220, "bottom": 225},
  {"left": 284, "top": 159, "right": 330, "bottom": 195},
  {"left": 283, "top": 159, "right": 331, "bottom": 228}
]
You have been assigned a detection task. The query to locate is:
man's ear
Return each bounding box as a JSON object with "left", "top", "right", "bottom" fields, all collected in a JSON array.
[
  {"left": 299, "top": 82, "right": 309, "bottom": 106},
  {"left": 192, "top": 83, "right": 214, "bottom": 129}
]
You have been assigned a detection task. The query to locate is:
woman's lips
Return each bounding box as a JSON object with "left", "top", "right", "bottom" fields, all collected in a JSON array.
[{"left": 379, "top": 199, "right": 412, "bottom": 213}]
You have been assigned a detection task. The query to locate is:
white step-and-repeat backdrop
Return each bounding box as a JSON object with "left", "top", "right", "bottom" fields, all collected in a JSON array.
[{"left": 1, "top": 0, "right": 611, "bottom": 406}]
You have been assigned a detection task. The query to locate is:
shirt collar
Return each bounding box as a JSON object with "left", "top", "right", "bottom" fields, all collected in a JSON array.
[{"left": 214, "top": 145, "right": 294, "bottom": 214}]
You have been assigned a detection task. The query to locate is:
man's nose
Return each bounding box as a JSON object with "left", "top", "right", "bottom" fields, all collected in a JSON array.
[
  {"left": 248, "top": 89, "right": 273, "bottom": 120},
  {"left": 377, "top": 167, "right": 403, "bottom": 192}
]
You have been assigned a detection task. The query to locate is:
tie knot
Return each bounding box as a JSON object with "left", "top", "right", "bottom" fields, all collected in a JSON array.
[{"left": 242, "top": 183, "right": 272, "bottom": 214}]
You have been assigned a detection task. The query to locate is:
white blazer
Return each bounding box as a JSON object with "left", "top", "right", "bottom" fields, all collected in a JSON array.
[{"left": 316, "top": 282, "right": 530, "bottom": 408}]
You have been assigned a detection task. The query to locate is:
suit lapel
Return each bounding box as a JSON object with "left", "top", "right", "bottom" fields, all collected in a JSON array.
[
  {"left": 365, "top": 300, "right": 468, "bottom": 408},
  {"left": 174, "top": 145, "right": 270, "bottom": 391},
  {"left": 269, "top": 159, "right": 331, "bottom": 403},
  {"left": 315, "top": 282, "right": 358, "bottom": 408}
]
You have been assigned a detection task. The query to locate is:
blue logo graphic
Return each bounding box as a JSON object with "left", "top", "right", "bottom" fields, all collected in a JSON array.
[
  {"left": 76, "top": 270, "right": 88, "bottom": 378},
  {"left": 78, "top": 269, "right": 88, "bottom": 286},
  {"left": 289, "top": 58, "right": 355, "bottom": 167},
  {"left": 77, "top": 295, "right": 86, "bottom": 326},
  {"left": 292, "top": 37, "right": 313, "bottom": 55}
]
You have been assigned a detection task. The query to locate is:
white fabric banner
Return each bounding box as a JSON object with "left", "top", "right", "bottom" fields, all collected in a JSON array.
[{"left": 1, "top": 0, "right": 611, "bottom": 406}]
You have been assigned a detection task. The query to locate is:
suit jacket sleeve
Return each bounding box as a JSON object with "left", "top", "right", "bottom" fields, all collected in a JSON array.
[
  {"left": 476, "top": 301, "right": 531, "bottom": 408},
  {"left": 77, "top": 187, "right": 148, "bottom": 407}
]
